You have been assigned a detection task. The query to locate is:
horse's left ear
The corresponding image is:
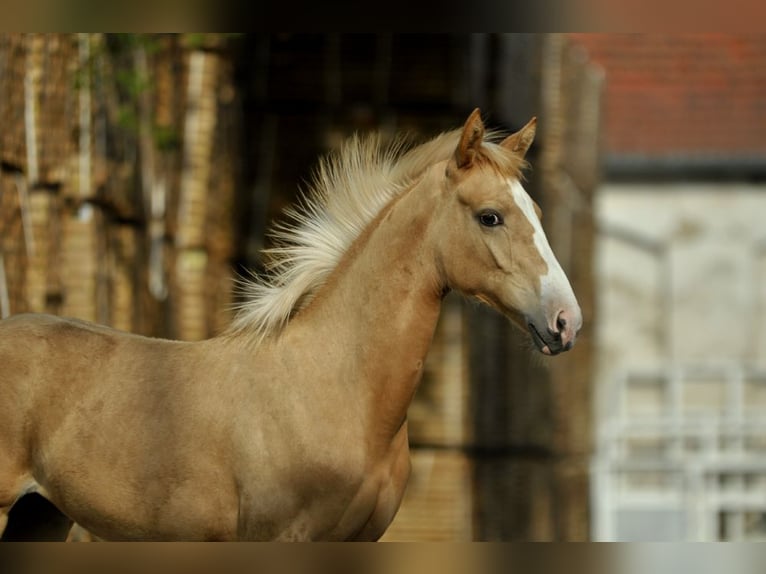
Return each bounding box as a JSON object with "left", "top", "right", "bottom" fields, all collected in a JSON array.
[
  {"left": 454, "top": 108, "right": 485, "bottom": 169},
  {"left": 500, "top": 117, "right": 537, "bottom": 158}
]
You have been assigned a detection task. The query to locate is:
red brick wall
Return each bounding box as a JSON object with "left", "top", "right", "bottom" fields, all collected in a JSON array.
[{"left": 569, "top": 34, "right": 766, "bottom": 157}]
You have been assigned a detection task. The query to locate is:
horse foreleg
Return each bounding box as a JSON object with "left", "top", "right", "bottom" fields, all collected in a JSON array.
[
  {"left": 0, "top": 471, "right": 18, "bottom": 539},
  {"left": 0, "top": 507, "right": 7, "bottom": 538},
  {"left": 66, "top": 523, "right": 97, "bottom": 542}
]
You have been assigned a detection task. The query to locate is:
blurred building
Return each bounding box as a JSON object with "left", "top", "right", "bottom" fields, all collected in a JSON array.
[{"left": 570, "top": 34, "right": 766, "bottom": 541}]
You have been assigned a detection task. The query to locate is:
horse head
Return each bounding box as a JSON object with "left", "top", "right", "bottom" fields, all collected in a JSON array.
[{"left": 432, "top": 109, "right": 582, "bottom": 355}]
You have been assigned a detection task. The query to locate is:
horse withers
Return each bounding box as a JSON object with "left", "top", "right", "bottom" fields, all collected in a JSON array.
[{"left": 0, "top": 109, "right": 581, "bottom": 540}]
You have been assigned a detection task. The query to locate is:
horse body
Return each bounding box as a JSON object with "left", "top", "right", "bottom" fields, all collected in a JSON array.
[
  {"left": 0, "top": 109, "right": 581, "bottom": 540},
  {"left": 0, "top": 314, "right": 417, "bottom": 540}
]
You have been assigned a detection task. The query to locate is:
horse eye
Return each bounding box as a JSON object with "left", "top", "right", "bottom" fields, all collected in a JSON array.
[{"left": 478, "top": 210, "right": 504, "bottom": 227}]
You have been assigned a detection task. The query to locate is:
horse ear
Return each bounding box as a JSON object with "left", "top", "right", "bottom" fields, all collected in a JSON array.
[
  {"left": 500, "top": 117, "right": 537, "bottom": 157},
  {"left": 454, "top": 108, "right": 485, "bottom": 169}
]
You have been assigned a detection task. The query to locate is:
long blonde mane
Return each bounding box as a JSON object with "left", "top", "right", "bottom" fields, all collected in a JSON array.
[{"left": 229, "top": 125, "right": 525, "bottom": 342}]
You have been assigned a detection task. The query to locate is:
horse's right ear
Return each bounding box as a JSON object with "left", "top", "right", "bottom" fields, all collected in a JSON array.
[{"left": 453, "top": 108, "right": 485, "bottom": 170}]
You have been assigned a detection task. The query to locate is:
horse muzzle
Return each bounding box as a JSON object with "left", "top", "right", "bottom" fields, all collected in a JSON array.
[{"left": 527, "top": 307, "right": 581, "bottom": 356}]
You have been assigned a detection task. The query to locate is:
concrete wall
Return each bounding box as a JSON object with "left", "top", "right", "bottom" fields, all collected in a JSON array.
[{"left": 596, "top": 183, "right": 766, "bottom": 390}]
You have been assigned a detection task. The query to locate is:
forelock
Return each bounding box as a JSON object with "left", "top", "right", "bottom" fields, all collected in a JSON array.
[{"left": 474, "top": 139, "right": 529, "bottom": 180}]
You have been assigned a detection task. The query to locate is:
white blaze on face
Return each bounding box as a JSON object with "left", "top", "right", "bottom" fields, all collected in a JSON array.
[{"left": 508, "top": 179, "right": 578, "bottom": 326}]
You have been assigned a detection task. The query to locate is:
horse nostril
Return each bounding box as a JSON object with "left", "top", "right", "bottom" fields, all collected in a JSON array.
[{"left": 556, "top": 312, "right": 567, "bottom": 333}]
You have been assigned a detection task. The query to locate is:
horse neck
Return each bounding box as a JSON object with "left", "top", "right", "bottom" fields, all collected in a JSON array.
[{"left": 287, "top": 168, "right": 445, "bottom": 444}]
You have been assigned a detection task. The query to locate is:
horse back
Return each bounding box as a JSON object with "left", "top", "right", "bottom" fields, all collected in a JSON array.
[{"left": 1, "top": 314, "right": 123, "bottom": 436}]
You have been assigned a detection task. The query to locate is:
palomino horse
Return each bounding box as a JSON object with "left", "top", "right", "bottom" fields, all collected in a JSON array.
[{"left": 0, "top": 109, "right": 581, "bottom": 540}]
